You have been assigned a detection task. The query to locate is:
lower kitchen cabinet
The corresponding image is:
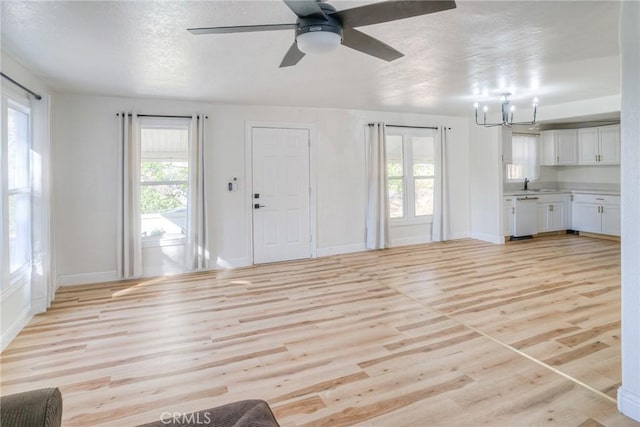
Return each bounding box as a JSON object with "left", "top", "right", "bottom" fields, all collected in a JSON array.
[
  {"left": 503, "top": 192, "right": 619, "bottom": 238},
  {"left": 504, "top": 196, "right": 514, "bottom": 236},
  {"left": 572, "top": 202, "right": 601, "bottom": 233},
  {"left": 571, "top": 193, "right": 620, "bottom": 236},
  {"left": 537, "top": 199, "right": 568, "bottom": 232},
  {"left": 601, "top": 204, "right": 621, "bottom": 235}
]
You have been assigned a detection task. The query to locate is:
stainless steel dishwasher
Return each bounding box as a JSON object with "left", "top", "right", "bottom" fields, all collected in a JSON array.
[{"left": 513, "top": 196, "right": 539, "bottom": 238}]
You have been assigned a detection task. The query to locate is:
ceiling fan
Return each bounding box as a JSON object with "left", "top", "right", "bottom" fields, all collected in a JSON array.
[{"left": 188, "top": 0, "right": 456, "bottom": 68}]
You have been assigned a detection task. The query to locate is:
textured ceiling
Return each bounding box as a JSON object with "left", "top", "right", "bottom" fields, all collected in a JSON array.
[{"left": 0, "top": 1, "right": 621, "bottom": 115}]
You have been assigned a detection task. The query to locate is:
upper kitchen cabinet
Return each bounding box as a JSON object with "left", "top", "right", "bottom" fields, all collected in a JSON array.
[
  {"left": 540, "top": 130, "right": 578, "bottom": 165},
  {"left": 578, "top": 125, "right": 620, "bottom": 165}
]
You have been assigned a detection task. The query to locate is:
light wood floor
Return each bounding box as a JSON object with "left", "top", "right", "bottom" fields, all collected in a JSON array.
[{"left": 1, "top": 235, "right": 638, "bottom": 426}]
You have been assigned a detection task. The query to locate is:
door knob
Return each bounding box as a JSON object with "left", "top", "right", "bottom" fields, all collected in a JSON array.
[{"left": 254, "top": 203, "right": 266, "bottom": 209}]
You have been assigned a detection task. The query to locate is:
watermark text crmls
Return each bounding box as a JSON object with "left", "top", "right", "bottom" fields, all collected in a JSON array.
[{"left": 160, "top": 411, "right": 212, "bottom": 425}]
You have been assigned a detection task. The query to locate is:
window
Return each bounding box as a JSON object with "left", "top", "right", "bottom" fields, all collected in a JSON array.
[
  {"left": 140, "top": 120, "right": 190, "bottom": 244},
  {"left": 507, "top": 133, "right": 539, "bottom": 181},
  {"left": 2, "top": 96, "right": 32, "bottom": 289},
  {"left": 386, "top": 129, "right": 435, "bottom": 222}
]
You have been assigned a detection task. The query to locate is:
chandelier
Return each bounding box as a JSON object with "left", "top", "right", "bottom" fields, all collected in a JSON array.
[{"left": 474, "top": 93, "right": 538, "bottom": 127}]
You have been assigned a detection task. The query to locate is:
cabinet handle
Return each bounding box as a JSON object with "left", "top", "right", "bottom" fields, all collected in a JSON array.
[
  {"left": 595, "top": 154, "right": 598, "bottom": 162},
  {"left": 557, "top": 155, "right": 560, "bottom": 163},
  {"left": 512, "top": 207, "right": 515, "bottom": 214},
  {"left": 549, "top": 205, "right": 553, "bottom": 212}
]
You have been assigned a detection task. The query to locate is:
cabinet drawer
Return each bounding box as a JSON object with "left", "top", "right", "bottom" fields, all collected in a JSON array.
[
  {"left": 537, "top": 194, "right": 569, "bottom": 204},
  {"left": 572, "top": 193, "right": 620, "bottom": 205}
]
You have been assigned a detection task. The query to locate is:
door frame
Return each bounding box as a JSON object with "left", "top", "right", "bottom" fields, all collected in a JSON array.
[{"left": 245, "top": 121, "right": 317, "bottom": 264}]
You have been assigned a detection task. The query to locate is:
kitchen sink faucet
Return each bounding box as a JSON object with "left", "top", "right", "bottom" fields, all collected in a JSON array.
[{"left": 524, "top": 178, "right": 530, "bottom": 190}]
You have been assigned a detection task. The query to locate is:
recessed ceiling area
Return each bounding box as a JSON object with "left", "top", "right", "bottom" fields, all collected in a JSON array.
[{"left": 0, "top": 1, "right": 621, "bottom": 115}]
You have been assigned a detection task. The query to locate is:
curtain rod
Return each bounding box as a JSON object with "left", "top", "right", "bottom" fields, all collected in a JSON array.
[
  {"left": 368, "top": 123, "right": 438, "bottom": 130},
  {"left": 1, "top": 72, "right": 42, "bottom": 100},
  {"left": 367, "top": 123, "right": 452, "bottom": 130},
  {"left": 116, "top": 113, "right": 208, "bottom": 119}
]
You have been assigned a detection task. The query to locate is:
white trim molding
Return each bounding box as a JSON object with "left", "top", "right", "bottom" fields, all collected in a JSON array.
[
  {"left": 450, "top": 232, "right": 470, "bottom": 240},
  {"left": 390, "top": 236, "right": 431, "bottom": 247},
  {"left": 1, "top": 305, "right": 32, "bottom": 351},
  {"left": 316, "top": 243, "right": 366, "bottom": 258},
  {"left": 58, "top": 270, "right": 118, "bottom": 287},
  {"left": 618, "top": 388, "right": 640, "bottom": 422},
  {"left": 470, "top": 232, "right": 505, "bottom": 245}
]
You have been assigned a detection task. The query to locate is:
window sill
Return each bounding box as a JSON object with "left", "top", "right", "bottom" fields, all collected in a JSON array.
[
  {"left": 391, "top": 217, "right": 433, "bottom": 227},
  {"left": 142, "top": 235, "right": 186, "bottom": 248}
]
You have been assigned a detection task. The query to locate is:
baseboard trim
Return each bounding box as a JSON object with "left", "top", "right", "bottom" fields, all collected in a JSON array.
[
  {"left": 579, "top": 231, "right": 621, "bottom": 242},
  {"left": 391, "top": 236, "right": 431, "bottom": 247},
  {"left": 618, "top": 387, "right": 640, "bottom": 422},
  {"left": 450, "top": 232, "right": 470, "bottom": 240},
  {"left": 214, "top": 257, "right": 252, "bottom": 269},
  {"left": 1, "top": 305, "right": 32, "bottom": 352},
  {"left": 470, "top": 232, "right": 504, "bottom": 245},
  {"left": 316, "top": 243, "right": 367, "bottom": 258},
  {"left": 58, "top": 271, "right": 118, "bottom": 287}
]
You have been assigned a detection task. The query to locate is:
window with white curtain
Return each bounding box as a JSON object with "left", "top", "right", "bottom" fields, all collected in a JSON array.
[
  {"left": 139, "top": 119, "right": 190, "bottom": 245},
  {"left": 386, "top": 129, "right": 435, "bottom": 222},
  {"left": 2, "top": 95, "right": 32, "bottom": 290},
  {"left": 507, "top": 133, "right": 539, "bottom": 181}
]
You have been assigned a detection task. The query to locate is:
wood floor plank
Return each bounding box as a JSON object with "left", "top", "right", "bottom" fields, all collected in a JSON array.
[{"left": 1, "top": 235, "right": 636, "bottom": 426}]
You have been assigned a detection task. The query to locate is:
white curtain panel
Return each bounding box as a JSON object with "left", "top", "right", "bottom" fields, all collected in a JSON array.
[
  {"left": 365, "top": 123, "right": 390, "bottom": 249},
  {"left": 185, "top": 114, "right": 209, "bottom": 271},
  {"left": 432, "top": 127, "right": 450, "bottom": 242},
  {"left": 116, "top": 112, "right": 142, "bottom": 279}
]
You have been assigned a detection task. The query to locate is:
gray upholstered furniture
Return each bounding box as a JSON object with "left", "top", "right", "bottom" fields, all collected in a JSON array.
[
  {"left": 137, "top": 399, "right": 281, "bottom": 427},
  {"left": 0, "top": 388, "right": 279, "bottom": 427},
  {"left": 0, "top": 387, "right": 63, "bottom": 427}
]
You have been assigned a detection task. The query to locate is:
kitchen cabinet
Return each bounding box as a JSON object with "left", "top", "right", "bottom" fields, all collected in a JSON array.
[
  {"left": 540, "top": 130, "right": 578, "bottom": 165},
  {"left": 504, "top": 196, "right": 514, "bottom": 236},
  {"left": 578, "top": 125, "right": 620, "bottom": 165},
  {"left": 571, "top": 193, "right": 620, "bottom": 236},
  {"left": 537, "top": 195, "right": 569, "bottom": 232},
  {"left": 601, "top": 204, "right": 621, "bottom": 235}
]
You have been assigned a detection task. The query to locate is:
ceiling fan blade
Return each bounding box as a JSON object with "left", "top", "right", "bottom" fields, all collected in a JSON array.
[
  {"left": 188, "top": 23, "right": 297, "bottom": 35},
  {"left": 282, "top": 0, "right": 328, "bottom": 20},
  {"left": 279, "top": 42, "right": 306, "bottom": 67},
  {"left": 332, "top": 0, "right": 456, "bottom": 28},
  {"left": 341, "top": 27, "right": 404, "bottom": 62}
]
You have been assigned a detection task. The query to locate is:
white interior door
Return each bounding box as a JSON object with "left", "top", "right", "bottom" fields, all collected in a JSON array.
[{"left": 252, "top": 127, "right": 310, "bottom": 264}]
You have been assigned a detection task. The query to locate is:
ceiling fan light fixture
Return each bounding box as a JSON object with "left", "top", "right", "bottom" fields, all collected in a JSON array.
[{"left": 296, "top": 29, "right": 342, "bottom": 55}]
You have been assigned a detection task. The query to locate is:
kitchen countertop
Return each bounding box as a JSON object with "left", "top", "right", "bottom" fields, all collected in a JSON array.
[
  {"left": 504, "top": 189, "right": 571, "bottom": 196},
  {"left": 504, "top": 189, "right": 621, "bottom": 196}
]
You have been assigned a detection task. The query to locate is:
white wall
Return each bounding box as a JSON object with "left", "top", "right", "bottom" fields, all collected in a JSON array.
[
  {"left": 1, "top": 51, "right": 53, "bottom": 350},
  {"left": 555, "top": 166, "right": 620, "bottom": 189},
  {"left": 52, "top": 93, "right": 470, "bottom": 283},
  {"left": 468, "top": 125, "right": 503, "bottom": 244},
  {"left": 618, "top": 0, "right": 640, "bottom": 421}
]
